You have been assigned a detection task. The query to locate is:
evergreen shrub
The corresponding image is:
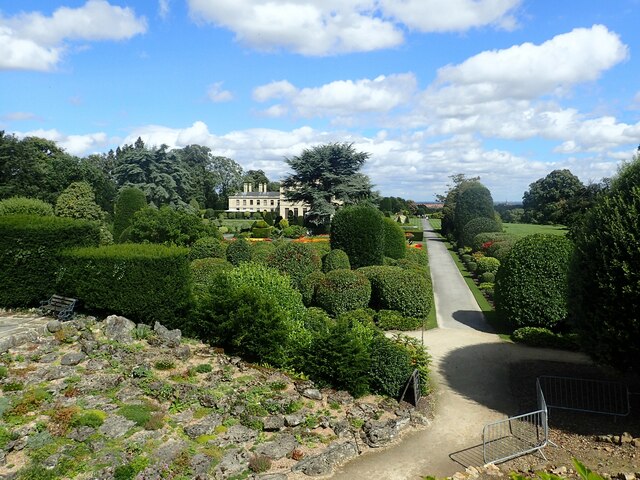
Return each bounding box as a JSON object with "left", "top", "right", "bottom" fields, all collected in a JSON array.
[
  {"left": 190, "top": 258, "right": 233, "bottom": 296},
  {"left": 113, "top": 187, "right": 147, "bottom": 241},
  {"left": 0, "top": 197, "right": 53, "bottom": 216},
  {"left": 453, "top": 182, "right": 495, "bottom": 243},
  {"left": 129, "top": 206, "right": 219, "bottom": 246},
  {"left": 282, "top": 225, "right": 306, "bottom": 238},
  {"left": 299, "top": 270, "right": 325, "bottom": 306},
  {"left": 375, "top": 310, "right": 423, "bottom": 331},
  {"left": 251, "top": 220, "right": 271, "bottom": 238},
  {"left": 315, "top": 269, "right": 371, "bottom": 317},
  {"left": 471, "top": 232, "right": 512, "bottom": 252},
  {"left": 476, "top": 256, "right": 500, "bottom": 275},
  {"left": 358, "top": 266, "right": 432, "bottom": 318},
  {"left": 495, "top": 234, "right": 573, "bottom": 330},
  {"left": 382, "top": 217, "right": 406, "bottom": 260},
  {"left": 368, "top": 334, "right": 413, "bottom": 397},
  {"left": 461, "top": 217, "right": 501, "bottom": 248},
  {"left": 322, "top": 249, "right": 351, "bottom": 272},
  {"left": 511, "top": 327, "right": 579, "bottom": 350},
  {"left": 0, "top": 215, "right": 100, "bottom": 307},
  {"left": 486, "top": 238, "right": 517, "bottom": 262},
  {"left": 226, "top": 237, "right": 252, "bottom": 265},
  {"left": 58, "top": 243, "right": 191, "bottom": 327},
  {"left": 55, "top": 181, "right": 105, "bottom": 221},
  {"left": 250, "top": 241, "right": 276, "bottom": 265},
  {"left": 189, "top": 236, "right": 226, "bottom": 260},
  {"left": 466, "top": 261, "right": 477, "bottom": 273},
  {"left": 480, "top": 272, "right": 495, "bottom": 283},
  {"left": 267, "top": 242, "right": 321, "bottom": 290},
  {"left": 330, "top": 205, "right": 384, "bottom": 268}
]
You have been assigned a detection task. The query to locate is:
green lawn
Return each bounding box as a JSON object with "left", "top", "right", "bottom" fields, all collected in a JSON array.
[
  {"left": 503, "top": 223, "right": 568, "bottom": 237},
  {"left": 428, "top": 218, "right": 441, "bottom": 231}
]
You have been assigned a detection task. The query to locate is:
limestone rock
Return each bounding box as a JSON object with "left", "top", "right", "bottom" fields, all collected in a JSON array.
[
  {"left": 98, "top": 415, "right": 136, "bottom": 439},
  {"left": 215, "top": 448, "right": 250, "bottom": 479},
  {"left": 183, "top": 414, "right": 224, "bottom": 439},
  {"left": 60, "top": 351, "right": 87, "bottom": 366},
  {"left": 154, "top": 321, "right": 182, "bottom": 347},
  {"left": 291, "top": 442, "right": 358, "bottom": 476},
  {"left": 254, "top": 434, "right": 299, "bottom": 460},
  {"left": 103, "top": 315, "right": 136, "bottom": 343}
]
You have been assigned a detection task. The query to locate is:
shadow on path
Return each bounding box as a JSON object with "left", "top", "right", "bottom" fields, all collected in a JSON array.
[
  {"left": 451, "top": 310, "right": 494, "bottom": 333},
  {"left": 449, "top": 443, "right": 485, "bottom": 470}
]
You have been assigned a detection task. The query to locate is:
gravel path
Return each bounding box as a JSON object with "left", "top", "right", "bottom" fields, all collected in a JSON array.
[{"left": 331, "top": 220, "right": 590, "bottom": 479}]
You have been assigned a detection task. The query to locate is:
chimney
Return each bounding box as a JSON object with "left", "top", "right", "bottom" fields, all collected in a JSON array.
[
  {"left": 258, "top": 183, "right": 263, "bottom": 193},
  {"left": 262, "top": 183, "right": 267, "bottom": 192},
  {"left": 248, "top": 183, "right": 252, "bottom": 192}
]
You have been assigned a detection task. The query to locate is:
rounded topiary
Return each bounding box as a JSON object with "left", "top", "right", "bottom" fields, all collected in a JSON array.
[
  {"left": 0, "top": 197, "right": 53, "bottom": 216},
  {"left": 569, "top": 156, "right": 640, "bottom": 372},
  {"left": 358, "top": 265, "right": 432, "bottom": 318},
  {"left": 300, "top": 270, "right": 325, "bottom": 306},
  {"left": 190, "top": 258, "right": 233, "bottom": 289},
  {"left": 382, "top": 217, "right": 406, "bottom": 260},
  {"left": 251, "top": 220, "right": 272, "bottom": 238},
  {"left": 475, "top": 256, "right": 500, "bottom": 275},
  {"left": 330, "top": 205, "right": 384, "bottom": 268},
  {"left": 251, "top": 241, "right": 276, "bottom": 265},
  {"left": 267, "top": 242, "right": 321, "bottom": 290},
  {"left": 485, "top": 238, "right": 517, "bottom": 262},
  {"left": 375, "top": 310, "right": 423, "bottom": 331},
  {"left": 466, "top": 261, "right": 477, "bottom": 273},
  {"left": 495, "top": 234, "right": 573, "bottom": 330},
  {"left": 315, "top": 269, "right": 371, "bottom": 317},
  {"left": 226, "top": 237, "right": 252, "bottom": 265},
  {"left": 462, "top": 217, "right": 501, "bottom": 248},
  {"left": 369, "top": 334, "right": 413, "bottom": 397},
  {"left": 189, "top": 236, "right": 226, "bottom": 260},
  {"left": 454, "top": 182, "right": 495, "bottom": 243},
  {"left": 480, "top": 272, "right": 495, "bottom": 283},
  {"left": 113, "top": 187, "right": 147, "bottom": 242},
  {"left": 323, "top": 249, "right": 351, "bottom": 273}
]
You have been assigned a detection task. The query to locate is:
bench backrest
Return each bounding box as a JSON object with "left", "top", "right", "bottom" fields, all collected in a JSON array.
[{"left": 49, "top": 295, "right": 76, "bottom": 307}]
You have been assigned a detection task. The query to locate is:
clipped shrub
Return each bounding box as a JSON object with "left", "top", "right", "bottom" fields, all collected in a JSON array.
[
  {"left": 0, "top": 197, "right": 53, "bottom": 216},
  {"left": 0, "top": 215, "right": 100, "bottom": 307},
  {"left": 55, "top": 181, "right": 105, "bottom": 221},
  {"left": 476, "top": 256, "right": 500, "bottom": 275},
  {"left": 58, "top": 243, "right": 191, "bottom": 328},
  {"left": 495, "top": 234, "right": 573, "bottom": 330},
  {"left": 129, "top": 206, "right": 219, "bottom": 246},
  {"left": 461, "top": 217, "right": 501, "bottom": 248},
  {"left": 454, "top": 182, "right": 495, "bottom": 243},
  {"left": 486, "top": 238, "right": 517, "bottom": 262},
  {"left": 512, "top": 327, "right": 580, "bottom": 350},
  {"left": 226, "top": 237, "right": 252, "bottom": 265},
  {"left": 315, "top": 269, "right": 371, "bottom": 317},
  {"left": 299, "top": 270, "right": 325, "bottom": 306},
  {"left": 461, "top": 254, "right": 472, "bottom": 264},
  {"left": 358, "top": 266, "right": 432, "bottom": 318},
  {"left": 471, "top": 232, "right": 513, "bottom": 252},
  {"left": 375, "top": 310, "right": 423, "bottom": 331},
  {"left": 267, "top": 242, "right": 321, "bottom": 290},
  {"left": 390, "top": 333, "right": 431, "bottom": 395},
  {"left": 282, "top": 225, "right": 306, "bottom": 238},
  {"left": 251, "top": 219, "right": 272, "bottom": 238},
  {"left": 480, "top": 272, "right": 495, "bottom": 283},
  {"left": 466, "top": 261, "right": 477, "bottom": 273},
  {"left": 250, "top": 241, "right": 276, "bottom": 265},
  {"left": 330, "top": 205, "right": 384, "bottom": 268},
  {"left": 113, "top": 187, "right": 147, "bottom": 241},
  {"left": 189, "top": 236, "right": 226, "bottom": 260},
  {"left": 190, "top": 258, "right": 233, "bottom": 296},
  {"left": 336, "top": 308, "right": 376, "bottom": 329},
  {"left": 382, "top": 217, "right": 406, "bottom": 260},
  {"left": 303, "top": 307, "right": 333, "bottom": 335},
  {"left": 569, "top": 156, "right": 640, "bottom": 371},
  {"left": 322, "top": 249, "right": 351, "bottom": 273},
  {"left": 369, "top": 334, "right": 413, "bottom": 397}
]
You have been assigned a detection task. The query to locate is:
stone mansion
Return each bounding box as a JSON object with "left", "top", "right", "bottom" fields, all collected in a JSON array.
[{"left": 227, "top": 183, "right": 310, "bottom": 219}]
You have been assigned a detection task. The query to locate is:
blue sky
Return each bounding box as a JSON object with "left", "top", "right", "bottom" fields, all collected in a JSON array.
[{"left": 1, "top": 0, "right": 639, "bottom": 201}]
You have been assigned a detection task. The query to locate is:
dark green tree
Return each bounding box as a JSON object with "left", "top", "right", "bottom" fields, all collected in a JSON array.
[
  {"left": 54, "top": 181, "right": 105, "bottom": 221},
  {"left": 113, "top": 187, "right": 147, "bottom": 241},
  {"left": 522, "top": 169, "right": 584, "bottom": 225},
  {"left": 439, "top": 174, "right": 480, "bottom": 237},
  {"left": 453, "top": 181, "right": 495, "bottom": 243},
  {"left": 282, "top": 143, "right": 373, "bottom": 228},
  {"left": 331, "top": 204, "right": 384, "bottom": 268}
]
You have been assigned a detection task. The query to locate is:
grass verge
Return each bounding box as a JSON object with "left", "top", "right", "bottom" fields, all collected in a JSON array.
[{"left": 502, "top": 222, "right": 568, "bottom": 237}]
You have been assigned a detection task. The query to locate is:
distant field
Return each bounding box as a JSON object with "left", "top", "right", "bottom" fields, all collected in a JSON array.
[{"left": 503, "top": 223, "right": 568, "bottom": 237}]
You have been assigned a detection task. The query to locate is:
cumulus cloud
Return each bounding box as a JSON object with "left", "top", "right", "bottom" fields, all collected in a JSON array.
[
  {"left": 0, "top": 0, "right": 147, "bottom": 71},
  {"left": 1, "top": 111, "right": 41, "bottom": 122},
  {"left": 159, "top": 0, "right": 170, "bottom": 19},
  {"left": 253, "top": 74, "right": 417, "bottom": 118},
  {"left": 207, "top": 82, "right": 233, "bottom": 102},
  {"left": 16, "top": 129, "right": 110, "bottom": 156}
]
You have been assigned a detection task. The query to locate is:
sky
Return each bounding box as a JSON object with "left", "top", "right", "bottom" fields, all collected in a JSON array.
[{"left": 1, "top": 1, "right": 639, "bottom": 202}]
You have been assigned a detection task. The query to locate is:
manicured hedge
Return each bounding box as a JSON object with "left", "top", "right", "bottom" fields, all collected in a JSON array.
[
  {"left": 322, "top": 249, "right": 351, "bottom": 273},
  {"left": 475, "top": 256, "right": 500, "bottom": 275},
  {"left": 0, "top": 215, "right": 100, "bottom": 307},
  {"left": 330, "top": 205, "right": 384, "bottom": 268},
  {"left": 267, "top": 242, "right": 321, "bottom": 290},
  {"left": 369, "top": 334, "right": 413, "bottom": 397},
  {"left": 189, "top": 236, "right": 226, "bottom": 260},
  {"left": 495, "top": 234, "right": 573, "bottom": 330},
  {"left": 57, "top": 243, "right": 191, "bottom": 328},
  {"left": 0, "top": 197, "right": 53, "bottom": 216},
  {"left": 300, "top": 270, "right": 325, "bottom": 306},
  {"left": 315, "top": 269, "right": 372, "bottom": 317},
  {"left": 375, "top": 310, "right": 423, "bottom": 331},
  {"left": 250, "top": 241, "right": 276, "bottom": 265},
  {"left": 226, "top": 237, "right": 252, "bottom": 265},
  {"left": 190, "top": 258, "right": 233, "bottom": 296},
  {"left": 511, "top": 327, "right": 580, "bottom": 351},
  {"left": 251, "top": 220, "right": 272, "bottom": 238},
  {"left": 461, "top": 217, "right": 501, "bottom": 248},
  {"left": 454, "top": 182, "right": 495, "bottom": 243},
  {"left": 382, "top": 218, "right": 406, "bottom": 259}
]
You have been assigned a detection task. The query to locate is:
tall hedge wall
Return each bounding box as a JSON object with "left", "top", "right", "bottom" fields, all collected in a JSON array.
[
  {"left": 0, "top": 215, "right": 100, "bottom": 307},
  {"left": 58, "top": 243, "right": 191, "bottom": 328}
]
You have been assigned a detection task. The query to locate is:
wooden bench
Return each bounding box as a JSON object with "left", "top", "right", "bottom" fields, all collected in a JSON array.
[{"left": 39, "top": 295, "right": 77, "bottom": 321}]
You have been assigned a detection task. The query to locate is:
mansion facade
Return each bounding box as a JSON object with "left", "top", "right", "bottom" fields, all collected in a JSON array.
[{"left": 227, "top": 183, "right": 310, "bottom": 219}]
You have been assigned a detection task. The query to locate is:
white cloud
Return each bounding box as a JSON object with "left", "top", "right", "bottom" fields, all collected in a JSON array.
[
  {"left": 1, "top": 111, "right": 41, "bottom": 122},
  {"left": 0, "top": 0, "right": 147, "bottom": 71},
  {"left": 253, "top": 74, "right": 417, "bottom": 117},
  {"left": 379, "top": 0, "right": 520, "bottom": 32},
  {"left": 207, "top": 82, "right": 233, "bottom": 102},
  {"left": 16, "top": 129, "right": 109, "bottom": 156},
  {"left": 159, "top": 0, "right": 170, "bottom": 19}
]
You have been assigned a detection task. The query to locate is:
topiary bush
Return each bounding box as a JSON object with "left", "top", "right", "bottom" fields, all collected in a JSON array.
[
  {"left": 454, "top": 182, "right": 495, "bottom": 244},
  {"left": 375, "top": 310, "right": 423, "bottom": 331},
  {"left": 0, "top": 215, "right": 100, "bottom": 307},
  {"left": 0, "top": 197, "right": 53, "bottom": 216},
  {"left": 495, "top": 234, "right": 573, "bottom": 330},
  {"left": 189, "top": 236, "right": 226, "bottom": 260},
  {"left": 251, "top": 220, "right": 272, "bottom": 238},
  {"left": 330, "top": 205, "right": 384, "bottom": 268},
  {"left": 113, "top": 187, "right": 147, "bottom": 242},
  {"left": 299, "top": 270, "right": 325, "bottom": 306},
  {"left": 382, "top": 217, "right": 406, "bottom": 260},
  {"left": 461, "top": 217, "right": 501, "bottom": 248},
  {"left": 358, "top": 266, "right": 432, "bottom": 318},
  {"left": 511, "top": 327, "right": 580, "bottom": 350},
  {"left": 58, "top": 244, "right": 191, "bottom": 328},
  {"left": 315, "top": 269, "right": 371, "bottom": 317},
  {"left": 475, "top": 256, "right": 500, "bottom": 275},
  {"left": 190, "top": 258, "right": 233, "bottom": 297},
  {"left": 466, "top": 261, "right": 477, "bottom": 273},
  {"left": 480, "top": 272, "right": 495, "bottom": 283},
  {"left": 129, "top": 206, "right": 219, "bottom": 246},
  {"left": 282, "top": 225, "right": 306, "bottom": 238},
  {"left": 267, "top": 242, "right": 321, "bottom": 290},
  {"left": 569, "top": 156, "right": 640, "bottom": 372},
  {"left": 322, "top": 249, "right": 351, "bottom": 273},
  {"left": 485, "top": 238, "right": 517, "bottom": 262},
  {"left": 226, "top": 237, "right": 252, "bottom": 266},
  {"left": 368, "top": 334, "right": 413, "bottom": 397},
  {"left": 250, "top": 241, "right": 276, "bottom": 265},
  {"left": 55, "top": 181, "right": 105, "bottom": 221}
]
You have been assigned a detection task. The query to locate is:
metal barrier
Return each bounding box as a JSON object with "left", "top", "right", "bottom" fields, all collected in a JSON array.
[
  {"left": 482, "top": 376, "right": 630, "bottom": 465},
  {"left": 538, "top": 376, "right": 630, "bottom": 417}
]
